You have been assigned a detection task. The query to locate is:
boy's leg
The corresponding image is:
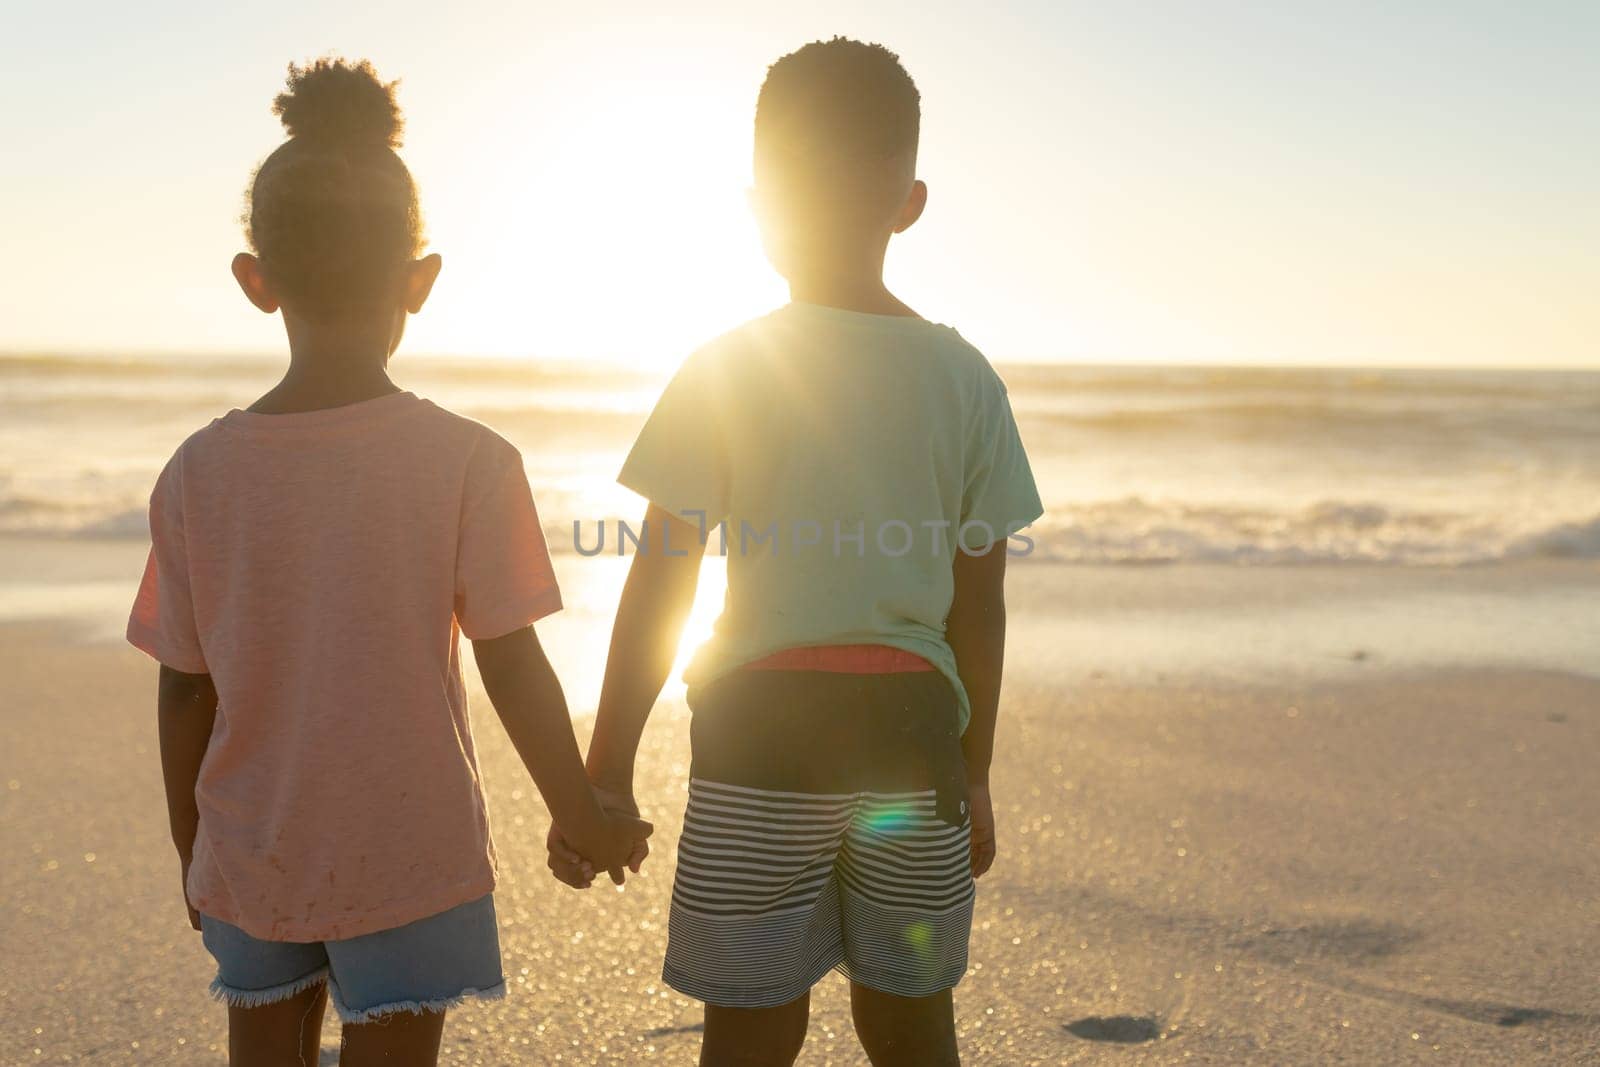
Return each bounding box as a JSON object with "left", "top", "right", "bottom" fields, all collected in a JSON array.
[
  {"left": 227, "top": 982, "right": 327, "bottom": 1067},
  {"left": 850, "top": 983, "right": 959, "bottom": 1067},
  {"left": 338, "top": 1009, "right": 445, "bottom": 1067},
  {"left": 833, "top": 784, "right": 973, "bottom": 1067},
  {"left": 701, "top": 992, "right": 810, "bottom": 1067},
  {"left": 664, "top": 691, "right": 853, "bottom": 1063}
]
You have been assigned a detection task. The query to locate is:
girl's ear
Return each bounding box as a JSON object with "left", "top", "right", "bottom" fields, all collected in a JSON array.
[
  {"left": 404, "top": 254, "right": 443, "bottom": 314},
  {"left": 231, "top": 253, "right": 279, "bottom": 313},
  {"left": 893, "top": 179, "right": 927, "bottom": 234}
]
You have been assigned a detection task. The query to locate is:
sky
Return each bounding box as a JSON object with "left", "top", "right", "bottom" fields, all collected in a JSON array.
[{"left": 1, "top": 1, "right": 1596, "bottom": 368}]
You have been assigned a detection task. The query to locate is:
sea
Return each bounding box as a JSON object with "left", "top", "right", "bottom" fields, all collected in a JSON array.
[{"left": 3, "top": 353, "right": 1597, "bottom": 567}]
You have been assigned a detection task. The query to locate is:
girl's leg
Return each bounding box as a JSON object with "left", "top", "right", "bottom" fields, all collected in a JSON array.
[
  {"left": 850, "top": 982, "right": 959, "bottom": 1067},
  {"left": 700, "top": 991, "right": 810, "bottom": 1067},
  {"left": 338, "top": 1009, "right": 445, "bottom": 1067},
  {"left": 227, "top": 981, "right": 327, "bottom": 1067}
]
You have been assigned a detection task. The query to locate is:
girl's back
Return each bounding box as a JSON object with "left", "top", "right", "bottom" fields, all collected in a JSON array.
[
  {"left": 127, "top": 58, "right": 648, "bottom": 1061},
  {"left": 131, "top": 392, "right": 556, "bottom": 941}
]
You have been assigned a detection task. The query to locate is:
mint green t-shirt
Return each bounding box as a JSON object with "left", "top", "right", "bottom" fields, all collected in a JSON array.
[{"left": 619, "top": 302, "right": 1043, "bottom": 731}]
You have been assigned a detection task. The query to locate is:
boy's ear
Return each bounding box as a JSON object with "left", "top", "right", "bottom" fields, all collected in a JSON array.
[
  {"left": 231, "top": 253, "right": 279, "bottom": 313},
  {"left": 404, "top": 253, "right": 443, "bottom": 314},
  {"left": 893, "top": 180, "right": 927, "bottom": 234}
]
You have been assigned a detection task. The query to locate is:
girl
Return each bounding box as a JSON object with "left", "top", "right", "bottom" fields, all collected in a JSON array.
[{"left": 127, "top": 57, "right": 649, "bottom": 1066}]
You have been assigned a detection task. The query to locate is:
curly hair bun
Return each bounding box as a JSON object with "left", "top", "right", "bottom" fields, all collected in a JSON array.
[{"left": 273, "top": 57, "right": 403, "bottom": 149}]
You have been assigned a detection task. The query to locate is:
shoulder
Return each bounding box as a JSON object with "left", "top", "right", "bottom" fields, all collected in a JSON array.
[
  {"left": 915, "top": 322, "right": 1011, "bottom": 407},
  {"left": 425, "top": 406, "right": 524, "bottom": 499},
  {"left": 155, "top": 417, "right": 231, "bottom": 493},
  {"left": 644, "top": 312, "right": 790, "bottom": 417},
  {"left": 421, "top": 408, "right": 530, "bottom": 491},
  {"left": 393, "top": 397, "right": 516, "bottom": 457},
  {"left": 410, "top": 397, "right": 497, "bottom": 439},
  {"left": 671, "top": 310, "right": 788, "bottom": 380},
  {"left": 390, "top": 402, "right": 532, "bottom": 509},
  {"left": 171, "top": 416, "right": 231, "bottom": 458}
]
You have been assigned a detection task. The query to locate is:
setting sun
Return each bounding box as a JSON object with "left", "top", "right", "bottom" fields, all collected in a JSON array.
[{"left": 410, "top": 69, "right": 785, "bottom": 363}]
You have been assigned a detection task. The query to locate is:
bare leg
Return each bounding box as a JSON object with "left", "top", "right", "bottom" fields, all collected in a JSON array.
[
  {"left": 850, "top": 982, "right": 959, "bottom": 1067},
  {"left": 700, "top": 991, "right": 810, "bottom": 1067},
  {"left": 228, "top": 981, "right": 327, "bottom": 1067},
  {"left": 338, "top": 1009, "right": 445, "bottom": 1067}
]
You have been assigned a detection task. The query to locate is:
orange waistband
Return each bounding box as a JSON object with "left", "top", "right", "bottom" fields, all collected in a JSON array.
[{"left": 742, "top": 644, "right": 936, "bottom": 674}]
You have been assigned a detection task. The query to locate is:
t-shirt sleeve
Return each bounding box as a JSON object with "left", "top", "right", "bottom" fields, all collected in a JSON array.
[
  {"left": 617, "top": 348, "right": 729, "bottom": 525},
  {"left": 455, "top": 434, "right": 563, "bottom": 640},
  {"left": 959, "top": 369, "right": 1044, "bottom": 552},
  {"left": 127, "top": 455, "right": 209, "bottom": 674}
]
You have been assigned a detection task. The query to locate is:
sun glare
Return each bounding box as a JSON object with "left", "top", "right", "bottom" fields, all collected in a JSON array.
[
  {"left": 539, "top": 551, "right": 728, "bottom": 716},
  {"left": 675, "top": 555, "right": 728, "bottom": 682},
  {"left": 410, "top": 78, "right": 785, "bottom": 366}
]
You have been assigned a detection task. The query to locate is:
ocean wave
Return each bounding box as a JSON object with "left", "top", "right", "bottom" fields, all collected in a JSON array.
[
  {"left": 1506, "top": 516, "right": 1600, "bottom": 560},
  {"left": 1019, "top": 499, "right": 1600, "bottom": 565},
  {"left": 0, "top": 496, "right": 149, "bottom": 540},
  {"left": 533, "top": 501, "right": 1600, "bottom": 566},
  {"left": 6, "top": 491, "right": 1596, "bottom": 567}
]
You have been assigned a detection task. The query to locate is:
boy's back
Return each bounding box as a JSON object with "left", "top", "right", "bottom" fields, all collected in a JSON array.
[
  {"left": 559, "top": 37, "right": 1040, "bottom": 1066},
  {"left": 621, "top": 302, "right": 1038, "bottom": 727}
]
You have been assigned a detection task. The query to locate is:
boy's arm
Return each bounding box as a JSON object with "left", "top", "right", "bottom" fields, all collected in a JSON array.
[
  {"left": 157, "top": 664, "right": 218, "bottom": 930},
  {"left": 472, "top": 626, "right": 652, "bottom": 879},
  {"left": 947, "top": 541, "right": 1008, "bottom": 877},
  {"left": 583, "top": 504, "right": 708, "bottom": 798}
]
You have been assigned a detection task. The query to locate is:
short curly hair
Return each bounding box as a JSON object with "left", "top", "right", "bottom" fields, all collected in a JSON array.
[
  {"left": 754, "top": 38, "right": 921, "bottom": 167},
  {"left": 244, "top": 57, "right": 423, "bottom": 319}
]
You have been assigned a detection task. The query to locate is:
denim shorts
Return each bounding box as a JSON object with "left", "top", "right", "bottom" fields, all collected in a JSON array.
[{"left": 200, "top": 894, "right": 504, "bottom": 1023}]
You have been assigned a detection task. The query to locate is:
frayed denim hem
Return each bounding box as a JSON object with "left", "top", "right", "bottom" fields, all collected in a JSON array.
[
  {"left": 208, "top": 966, "right": 330, "bottom": 1009},
  {"left": 328, "top": 979, "right": 507, "bottom": 1025}
]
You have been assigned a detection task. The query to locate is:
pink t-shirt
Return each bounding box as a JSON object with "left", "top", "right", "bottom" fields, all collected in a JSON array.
[{"left": 127, "top": 392, "right": 560, "bottom": 942}]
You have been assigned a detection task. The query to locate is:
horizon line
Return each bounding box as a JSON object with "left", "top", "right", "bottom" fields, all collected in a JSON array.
[{"left": 1, "top": 347, "right": 1596, "bottom": 375}]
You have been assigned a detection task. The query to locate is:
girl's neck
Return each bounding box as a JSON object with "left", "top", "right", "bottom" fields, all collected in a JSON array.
[
  {"left": 249, "top": 314, "right": 404, "bottom": 414},
  {"left": 248, "top": 351, "right": 400, "bottom": 415}
]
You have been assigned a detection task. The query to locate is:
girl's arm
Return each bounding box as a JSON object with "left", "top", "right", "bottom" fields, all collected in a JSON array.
[
  {"left": 472, "top": 625, "right": 652, "bottom": 880},
  {"left": 544, "top": 504, "right": 703, "bottom": 889},
  {"left": 157, "top": 664, "right": 218, "bottom": 930},
  {"left": 947, "top": 541, "right": 1008, "bottom": 877},
  {"left": 583, "top": 504, "right": 707, "bottom": 798}
]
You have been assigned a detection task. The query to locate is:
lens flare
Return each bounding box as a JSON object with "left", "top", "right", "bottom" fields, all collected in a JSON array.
[{"left": 860, "top": 801, "right": 916, "bottom": 837}]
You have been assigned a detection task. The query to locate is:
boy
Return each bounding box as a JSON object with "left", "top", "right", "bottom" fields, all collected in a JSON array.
[{"left": 550, "top": 37, "right": 1039, "bottom": 1066}]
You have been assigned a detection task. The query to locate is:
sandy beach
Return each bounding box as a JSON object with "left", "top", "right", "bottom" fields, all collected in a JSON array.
[
  {"left": 3, "top": 541, "right": 1597, "bottom": 1064},
  {"left": 5, "top": 0, "right": 1598, "bottom": 1060}
]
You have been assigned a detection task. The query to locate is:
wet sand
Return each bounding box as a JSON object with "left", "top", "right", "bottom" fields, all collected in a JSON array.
[{"left": 3, "top": 550, "right": 1599, "bottom": 1064}]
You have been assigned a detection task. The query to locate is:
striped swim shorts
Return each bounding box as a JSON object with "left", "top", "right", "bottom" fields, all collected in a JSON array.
[{"left": 663, "top": 669, "right": 976, "bottom": 1009}]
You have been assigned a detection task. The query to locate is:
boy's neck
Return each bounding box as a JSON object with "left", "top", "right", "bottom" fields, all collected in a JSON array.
[{"left": 786, "top": 264, "right": 919, "bottom": 319}]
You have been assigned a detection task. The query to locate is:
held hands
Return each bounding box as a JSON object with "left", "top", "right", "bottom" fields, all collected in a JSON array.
[{"left": 547, "top": 785, "right": 650, "bottom": 889}]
